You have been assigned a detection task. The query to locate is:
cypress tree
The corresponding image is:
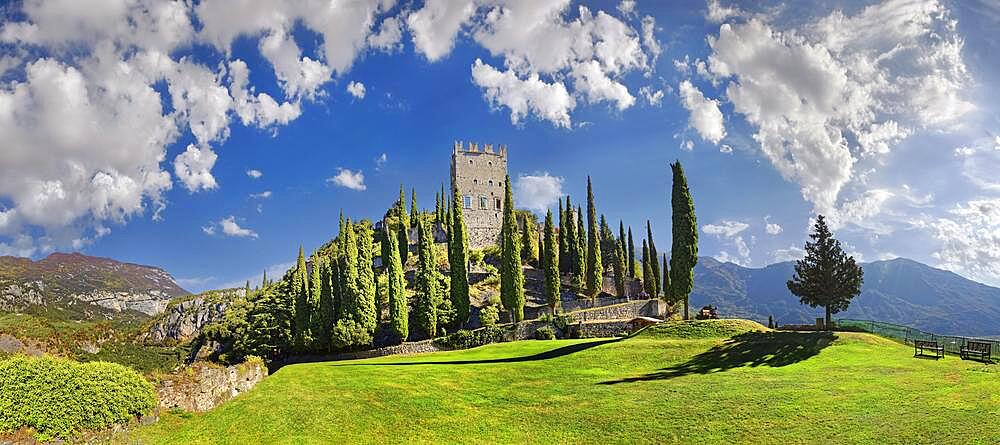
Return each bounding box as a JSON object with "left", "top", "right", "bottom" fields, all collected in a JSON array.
[
  {"left": 585, "top": 177, "right": 603, "bottom": 296},
  {"left": 574, "top": 205, "right": 586, "bottom": 290},
  {"left": 440, "top": 183, "right": 447, "bottom": 223},
  {"left": 356, "top": 222, "right": 377, "bottom": 334},
  {"left": 415, "top": 218, "right": 438, "bottom": 338},
  {"left": 613, "top": 243, "right": 627, "bottom": 298},
  {"left": 341, "top": 221, "right": 361, "bottom": 321},
  {"left": 262, "top": 269, "right": 268, "bottom": 288},
  {"left": 543, "top": 209, "right": 560, "bottom": 314},
  {"left": 558, "top": 199, "right": 568, "bottom": 274},
  {"left": 410, "top": 188, "right": 419, "bottom": 227},
  {"left": 500, "top": 175, "right": 525, "bottom": 321},
  {"left": 662, "top": 253, "right": 671, "bottom": 302},
  {"left": 317, "top": 257, "right": 336, "bottom": 350},
  {"left": 642, "top": 239, "right": 655, "bottom": 297},
  {"left": 398, "top": 185, "right": 409, "bottom": 228},
  {"left": 292, "top": 246, "right": 310, "bottom": 352},
  {"left": 669, "top": 161, "right": 699, "bottom": 319},
  {"left": 647, "top": 220, "right": 660, "bottom": 296},
  {"left": 563, "top": 198, "right": 576, "bottom": 277},
  {"left": 308, "top": 255, "right": 323, "bottom": 350},
  {"left": 245, "top": 280, "right": 251, "bottom": 297},
  {"left": 386, "top": 229, "right": 408, "bottom": 343},
  {"left": 449, "top": 189, "right": 470, "bottom": 326},
  {"left": 599, "top": 214, "right": 614, "bottom": 272},
  {"left": 627, "top": 227, "right": 636, "bottom": 278},
  {"left": 520, "top": 214, "right": 538, "bottom": 264},
  {"left": 618, "top": 221, "right": 627, "bottom": 267}
]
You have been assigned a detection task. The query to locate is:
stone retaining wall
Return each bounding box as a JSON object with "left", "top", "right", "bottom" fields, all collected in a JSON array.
[
  {"left": 568, "top": 299, "right": 665, "bottom": 321},
  {"left": 157, "top": 359, "right": 267, "bottom": 412}
]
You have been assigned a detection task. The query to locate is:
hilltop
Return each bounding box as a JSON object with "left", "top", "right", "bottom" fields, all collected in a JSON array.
[{"left": 691, "top": 257, "right": 1000, "bottom": 336}]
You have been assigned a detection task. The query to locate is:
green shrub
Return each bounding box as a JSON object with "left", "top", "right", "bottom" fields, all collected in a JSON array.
[
  {"left": 331, "top": 319, "right": 373, "bottom": 350},
  {"left": 534, "top": 326, "right": 556, "bottom": 340},
  {"left": 0, "top": 354, "right": 156, "bottom": 441},
  {"left": 479, "top": 303, "right": 500, "bottom": 327},
  {"left": 434, "top": 326, "right": 508, "bottom": 350}
]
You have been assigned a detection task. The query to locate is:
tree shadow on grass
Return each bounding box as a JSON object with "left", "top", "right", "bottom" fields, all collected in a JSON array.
[
  {"left": 333, "top": 338, "right": 623, "bottom": 367},
  {"left": 598, "top": 331, "right": 837, "bottom": 385}
]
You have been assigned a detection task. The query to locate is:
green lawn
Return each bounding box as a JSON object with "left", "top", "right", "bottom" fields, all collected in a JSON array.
[{"left": 128, "top": 320, "right": 1000, "bottom": 444}]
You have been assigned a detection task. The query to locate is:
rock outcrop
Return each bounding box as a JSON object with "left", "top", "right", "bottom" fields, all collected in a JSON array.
[
  {"left": 156, "top": 359, "right": 267, "bottom": 412},
  {"left": 145, "top": 288, "right": 244, "bottom": 344}
]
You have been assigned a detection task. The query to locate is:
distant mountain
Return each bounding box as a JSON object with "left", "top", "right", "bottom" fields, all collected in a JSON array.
[
  {"left": 690, "top": 257, "right": 1000, "bottom": 336},
  {"left": 0, "top": 252, "right": 189, "bottom": 318}
]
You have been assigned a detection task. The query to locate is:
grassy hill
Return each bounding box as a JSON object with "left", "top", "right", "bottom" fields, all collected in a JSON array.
[{"left": 125, "top": 320, "right": 999, "bottom": 444}]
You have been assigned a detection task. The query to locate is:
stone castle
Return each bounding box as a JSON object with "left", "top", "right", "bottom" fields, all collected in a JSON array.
[{"left": 451, "top": 140, "right": 508, "bottom": 249}]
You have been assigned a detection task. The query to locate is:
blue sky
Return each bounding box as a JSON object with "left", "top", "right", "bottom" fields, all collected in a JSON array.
[{"left": 1, "top": 0, "right": 999, "bottom": 292}]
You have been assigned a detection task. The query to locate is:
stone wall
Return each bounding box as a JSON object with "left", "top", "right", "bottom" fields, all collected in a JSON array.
[
  {"left": 451, "top": 141, "right": 507, "bottom": 248},
  {"left": 156, "top": 359, "right": 267, "bottom": 412},
  {"left": 578, "top": 320, "right": 632, "bottom": 338},
  {"left": 567, "top": 299, "right": 665, "bottom": 322}
]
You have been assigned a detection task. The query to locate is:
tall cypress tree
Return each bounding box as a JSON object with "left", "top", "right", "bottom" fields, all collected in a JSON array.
[
  {"left": 543, "top": 209, "right": 560, "bottom": 314},
  {"left": 292, "top": 246, "right": 310, "bottom": 352},
  {"left": 585, "top": 177, "right": 603, "bottom": 296},
  {"left": 642, "top": 239, "right": 655, "bottom": 297},
  {"left": 500, "top": 174, "right": 525, "bottom": 321},
  {"left": 647, "top": 221, "right": 660, "bottom": 296},
  {"left": 262, "top": 269, "right": 268, "bottom": 288},
  {"left": 449, "top": 189, "right": 470, "bottom": 326},
  {"left": 340, "top": 220, "right": 361, "bottom": 321},
  {"left": 415, "top": 218, "right": 438, "bottom": 338},
  {"left": 520, "top": 214, "right": 538, "bottom": 264},
  {"left": 410, "top": 188, "right": 419, "bottom": 227},
  {"left": 355, "top": 222, "right": 377, "bottom": 334},
  {"left": 627, "top": 227, "right": 636, "bottom": 278},
  {"left": 613, "top": 243, "right": 627, "bottom": 298},
  {"left": 385, "top": 229, "right": 408, "bottom": 343},
  {"left": 575, "top": 206, "right": 586, "bottom": 290},
  {"left": 618, "top": 221, "right": 627, "bottom": 267},
  {"left": 669, "top": 161, "right": 698, "bottom": 319},
  {"left": 599, "top": 214, "right": 614, "bottom": 272},
  {"left": 558, "top": 199, "right": 568, "bottom": 274},
  {"left": 563, "top": 198, "right": 576, "bottom": 277},
  {"left": 316, "top": 257, "right": 336, "bottom": 351}
]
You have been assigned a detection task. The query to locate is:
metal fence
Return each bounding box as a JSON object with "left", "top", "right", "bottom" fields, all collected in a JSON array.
[{"left": 837, "top": 319, "right": 999, "bottom": 361}]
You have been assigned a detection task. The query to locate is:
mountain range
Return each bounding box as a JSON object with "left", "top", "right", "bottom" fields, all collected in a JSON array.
[
  {"left": 690, "top": 256, "right": 1000, "bottom": 336},
  {"left": 0, "top": 252, "right": 189, "bottom": 319}
]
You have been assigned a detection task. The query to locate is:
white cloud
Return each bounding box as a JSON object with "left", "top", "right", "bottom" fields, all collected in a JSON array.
[
  {"left": 514, "top": 173, "right": 565, "bottom": 213},
  {"left": 764, "top": 216, "right": 783, "bottom": 235},
  {"left": 719, "top": 144, "right": 733, "bottom": 154},
  {"left": 250, "top": 191, "right": 272, "bottom": 199},
  {"left": 702, "top": 220, "right": 749, "bottom": 238},
  {"left": 173, "top": 145, "right": 219, "bottom": 192},
  {"left": 228, "top": 59, "right": 301, "bottom": 128},
  {"left": 471, "top": 59, "right": 575, "bottom": 128},
  {"left": 246, "top": 169, "right": 263, "bottom": 179},
  {"left": 375, "top": 153, "right": 388, "bottom": 171},
  {"left": 678, "top": 80, "right": 726, "bottom": 145},
  {"left": 571, "top": 60, "right": 635, "bottom": 111},
  {"left": 641, "top": 16, "right": 661, "bottom": 68},
  {"left": 368, "top": 16, "right": 403, "bottom": 53},
  {"left": 705, "top": 0, "right": 741, "bottom": 24},
  {"left": 327, "top": 168, "right": 367, "bottom": 191},
  {"left": 771, "top": 245, "right": 805, "bottom": 263},
  {"left": 407, "top": 0, "right": 477, "bottom": 62},
  {"left": 639, "top": 86, "right": 664, "bottom": 106},
  {"left": 202, "top": 225, "right": 216, "bottom": 235},
  {"left": 219, "top": 216, "right": 258, "bottom": 239},
  {"left": 347, "top": 81, "right": 366, "bottom": 99},
  {"left": 706, "top": 1, "right": 972, "bottom": 214},
  {"left": 617, "top": 1, "right": 637, "bottom": 18},
  {"left": 925, "top": 199, "right": 1000, "bottom": 286}
]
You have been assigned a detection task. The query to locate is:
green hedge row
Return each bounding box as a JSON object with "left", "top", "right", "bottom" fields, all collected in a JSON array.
[
  {"left": 434, "top": 326, "right": 509, "bottom": 350},
  {"left": 0, "top": 355, "right": 156, "bottom": 441}
]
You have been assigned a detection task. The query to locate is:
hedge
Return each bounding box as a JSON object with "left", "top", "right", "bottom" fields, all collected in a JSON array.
[{"left": 0, "top": 355, "right": 156, "bottom": 441}]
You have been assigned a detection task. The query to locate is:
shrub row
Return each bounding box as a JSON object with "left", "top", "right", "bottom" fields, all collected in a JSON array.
[
  {"left": 0, "top": 355, "right": 156, "bottom": 441},
  {"left": 433, "top": 326, "right": 509, "bottom": 350}
]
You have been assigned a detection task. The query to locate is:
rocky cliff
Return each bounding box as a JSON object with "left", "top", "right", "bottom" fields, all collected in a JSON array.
[
  {"left": 145, "top": 288, "right": 244, "bottom": 344},
  {"left": 0, "top": 252, "right": 188, "bottom": 318}
]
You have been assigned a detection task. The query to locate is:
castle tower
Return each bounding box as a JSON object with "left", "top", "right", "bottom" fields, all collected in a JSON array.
[{"left": 451, "top": 140, "right": 508, "bottom": 248}]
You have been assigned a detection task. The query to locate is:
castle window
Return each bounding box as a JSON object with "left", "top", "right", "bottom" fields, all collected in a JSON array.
[
  {"left": 473, "top": 179, "right": 478, "bottom": 185},
  {"left": 479, "top": 196, "right": 488, "bottom": 209},
  {"left": 488, "top": 161, "right": 492, "bottom": 166},
  {"left": 464, "top": 195, "right": 472, "bottom": 209},
  {"left": 495, "top": 198, "right": 502, "bottom": 210},
  {"left": 489, "top": 180, "right": 493, "bottom": 187}
]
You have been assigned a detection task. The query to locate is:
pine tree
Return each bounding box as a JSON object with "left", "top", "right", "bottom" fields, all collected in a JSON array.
[
  {"left": 613, "top": 243, "right": 627, "bottom": 298},
  {"left": 585, "top": 177, "right": 603, "bottom": 296},
  {"left": 340, "top": 221, "right": 361, "bottom": 321},
  {"left": 415, "top": 218, "right": 438, "bottom": 338},
  {"left": 599, "top": 214, "right": 614, "bottom": 272},
  {"left": 662, "top": 253, "right": 671, "bottom": 302},
  {"left": 647, "top": 220, "right": 660, "bottom": 296},
  {"left": 520, "top": 213, "right": 538, "bottom": 264},
  {"left": 618, "top": 221, "right": 627, "bottom": 268},
  {"left": 292, "top": 246, "right": 310, "bottom": 352},
  {"left": 543, "top": 209, "right": 560, "bottom": 314},
  {"left": 398, "top": 185, "right": 409, "bottom": 229},
  {"left": 574, "top": 205, "right": 586, "bottom": 290},
  {"left": 316, "top": 257, "right": 336, "bottom": 350},
  {"left": 787, "top": 215, "right": 864, "bottom": 328},
  {"left": 262, "top": 269, "right": 268, "bottom": 289},
  {"left": 627, "top": 227, "right": 636, "bottom": 278},
  {"left": 245, "top": 280, "right": 251, "bottom": 297},
  {"left": 642, "top": 239, "right": 655, "bottom": 297},
  {"left": 385, "top": 229, "right": 408, "bottom": 343},
  {"left": 669, "top": 161, "right": 699, "bottom": 319},
  {"left": 449, "top": 189, "right": 470, "bottom": 326},
  {"left": 355, "top": 222, "right": 377, "bottom": 334},
  {"left": 440, "top": 183, "right": 447, "bottom": 223},
  {"left": 410, "top": 188, "right": 419, "bottom": 227},
  {"left": 500, "top": 175, "right": 525, "bottom": 321}
]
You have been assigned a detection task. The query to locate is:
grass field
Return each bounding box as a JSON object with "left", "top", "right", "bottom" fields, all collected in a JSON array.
[{"left": 129, "top": 320, "right": 1000, "bottom": 444}]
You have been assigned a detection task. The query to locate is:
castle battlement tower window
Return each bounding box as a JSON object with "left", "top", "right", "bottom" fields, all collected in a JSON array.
[{"left": 451, "top": 140, "right": 508, "bottom": 249}]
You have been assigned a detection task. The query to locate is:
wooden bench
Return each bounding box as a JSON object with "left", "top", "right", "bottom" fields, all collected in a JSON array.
[
  {"left": 960, "top": 340, "right": 992, "bottom": 362},
  {"left": 914, "top": 340, "right": 944, "bottom": 359}
]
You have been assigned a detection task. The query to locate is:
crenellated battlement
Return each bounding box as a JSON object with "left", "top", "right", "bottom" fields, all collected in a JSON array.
[
  {"left": 451, "top": 139, "right": 509, "bottom": 248},
  {"left": 453, "top": 140, "right": 507, "bottom": 157}
]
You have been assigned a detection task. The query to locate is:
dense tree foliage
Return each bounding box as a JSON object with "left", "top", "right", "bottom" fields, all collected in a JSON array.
[
  {"left": 669, "top": 161, "right": 698, "bottom": 319},
  {"left": 787, "top": 215, "right": 864, "bottom": 327},
  {"left": 385, "top": 229, "right": 408, "bottom": 343},
  {"left": 355, "top": 223, "right": 377, "bottom": 334},
  {"left": 500, "top": 175, "right": 525, "bottom": 321},
  {"left": 292, "top": 246, "right": 310, "bottom": 352},
  {"left": 613, "top": 242, "right": 627, "bottom": 297},
  {"left": 558, "top": 199, "right": 569, "bottom": 274},
  {"left": 646, "top": 221, "right": 660, "bottom": 296},
  {"left": 627, "top": 227, "right": 635, "bottom": 278},
  {"left": 449, "top": 189, "right": 471, "bottom": 327},
  {"left": 642, "top": 239, "right": 655, "bottom": 297},
  {"left": 585, "top": 177, "right": 603, "bottom": 296},
  {"left": 661, "top": 253, "right": 671, "bottom": 302},
  {"left": 543, "top": 209, "right": 560, "bottom": 313},
  {"left": 415, "top": 217, "right": 439, "bottom": 338},
  {"left": 574, "top": 206, "right": 586, "bottom": 290}
]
